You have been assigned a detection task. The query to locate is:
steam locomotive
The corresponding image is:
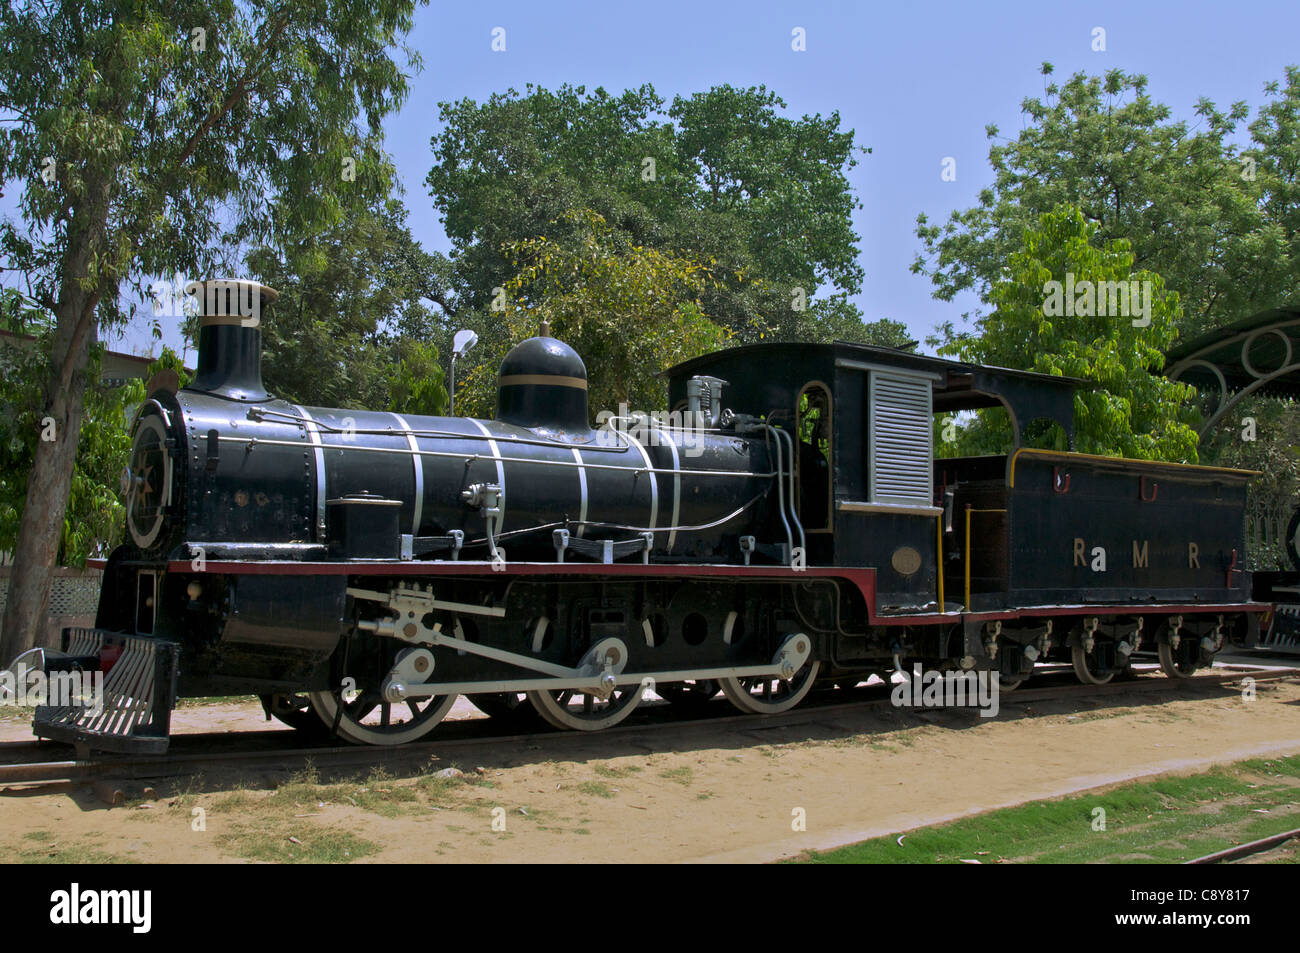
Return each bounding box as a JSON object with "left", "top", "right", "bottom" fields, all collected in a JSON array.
[{"left": 28, "top": 280, "right": 1265, "bottom": 752}]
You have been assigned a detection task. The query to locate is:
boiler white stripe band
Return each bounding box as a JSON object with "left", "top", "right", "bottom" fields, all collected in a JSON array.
[
  {"left": 657, "top": 428, "right": 682, "bottom": 550},
  {"left": 625, "top": 431, "right": 658, "bottom": 530},
  {"left": 390, "top": 412, "right": 423, "bottom": 535},
  {"left": 469, "top": 418, "right": 506, "bottom": 532},
  {"left": 294, "top": 405, "right": 327, "bottom": 541},
  {"left": 571, "top": 447, "right": 588, "bottom": 538}
]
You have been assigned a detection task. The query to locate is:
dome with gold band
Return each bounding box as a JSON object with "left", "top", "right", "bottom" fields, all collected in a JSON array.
[{"left": 497, "top": 334, "right": 589, "bottom": 435}]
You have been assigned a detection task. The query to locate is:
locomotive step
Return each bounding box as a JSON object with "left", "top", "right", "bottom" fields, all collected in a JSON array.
[{"left": 33, "top": 628, "right": 178, "bottom": 755}]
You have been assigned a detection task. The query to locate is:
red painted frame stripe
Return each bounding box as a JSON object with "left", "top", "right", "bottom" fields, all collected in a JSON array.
[
  {"left": 163, "top": 557, "right": 1264, "bottom": 626},
  {"left": 168, "top": 559, "right": 881, "bottom": 618},
  {"left": 888, "top": 603, "right": 1269, "bottom": 626},
  {"left": 167, "top": 558, "right": 872, "bottom": 583}
]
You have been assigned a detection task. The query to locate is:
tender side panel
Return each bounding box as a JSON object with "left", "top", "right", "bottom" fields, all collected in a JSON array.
[{"left": 1005, "top": 450, "right": 1251, "bottom": 605}]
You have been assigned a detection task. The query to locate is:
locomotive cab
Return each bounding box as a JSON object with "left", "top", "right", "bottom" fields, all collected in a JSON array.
[{"left": 667, "top": 341, "right": 1257, "bottom": 616}]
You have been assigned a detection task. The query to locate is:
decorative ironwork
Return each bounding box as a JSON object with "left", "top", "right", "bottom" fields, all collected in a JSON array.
[{"left": 1166, "top": 306, "right": 1300, "bottom": 438}]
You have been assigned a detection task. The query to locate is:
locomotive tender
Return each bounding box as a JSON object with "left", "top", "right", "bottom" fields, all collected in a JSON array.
[{"left": 29, "top": 279, "right": 1264, "bottom": 752}]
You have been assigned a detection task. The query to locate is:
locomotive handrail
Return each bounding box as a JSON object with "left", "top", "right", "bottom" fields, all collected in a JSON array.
[
  {"left": 964, "top": 505, "right": 1008, "bottom": 608},
  {"left": 214, "top": 433, "right": 780, "bottom": 479},
  {"left": 611, "top": 411, "right": 801, "bottom": 561},
  {"left": 247, "top": 405, "right": 733, "bottom": 454},
  {"left": 764, "top": 423, "right": 794, "bottom": 560},
  {"left": 773, "top": 426, "right": 806, "bottom": 556},
  {"left": 1007, "top": 447, "right": 1260, "bottom": 487},
  {"left": 451, "top": 492, "right": 770, "bottom": 552}
]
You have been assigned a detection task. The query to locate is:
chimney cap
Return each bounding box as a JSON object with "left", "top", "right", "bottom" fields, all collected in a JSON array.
[{"left": 186, "top": 278, "right": 279, "bottom": 326}]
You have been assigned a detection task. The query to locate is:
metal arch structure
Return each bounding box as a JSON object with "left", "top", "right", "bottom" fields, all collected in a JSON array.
[
  {"left": 1166, "top": 305, "right": 1300, "bottom": 438},
  {"left": 1170, "top": 305, "right": 1300, "bottom": 654}
]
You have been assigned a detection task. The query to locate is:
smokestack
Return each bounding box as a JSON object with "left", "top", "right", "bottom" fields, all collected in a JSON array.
[{"left": 187, "top": 279, "right": 278, "bottom": 401}]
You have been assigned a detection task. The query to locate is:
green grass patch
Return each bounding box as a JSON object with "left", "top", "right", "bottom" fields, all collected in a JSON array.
[
  {"left": 217, "top": 823, "right": 379, "bottom": 863},
  {"left": 211, "top": 788, "right": 260, "bottom": 812},
  {"left": 415, "top": 772, "right": 468, "bottom": 802},
  {"left": 13, "top": 836, "right": 131, "bottom": 864},
  {"left": 247, "top": 764, "right": 466, "bottom": 818},
  {"left": 799, "top": 754, "right": 1300, "bottom": 864},
  {"left": 660, "top": 766, "right": 694, "bottom": 785},
  {"left": 577, "top": 781, "right": 616, "bottom": 799}
]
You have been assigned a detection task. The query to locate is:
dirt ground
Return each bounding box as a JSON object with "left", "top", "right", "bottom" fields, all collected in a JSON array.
[{"left": 1, "top": 673, "right": 1298, "bottom": 863}]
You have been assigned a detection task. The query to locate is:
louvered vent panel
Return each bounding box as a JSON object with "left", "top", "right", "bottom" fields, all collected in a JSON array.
[{"left": 870, "top": 373, "right": 933, "bottom": 504}]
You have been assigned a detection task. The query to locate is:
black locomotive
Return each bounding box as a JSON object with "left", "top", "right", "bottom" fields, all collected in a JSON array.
[{"left": 27, "top": 279, "right": 1265, "bottom": 751}]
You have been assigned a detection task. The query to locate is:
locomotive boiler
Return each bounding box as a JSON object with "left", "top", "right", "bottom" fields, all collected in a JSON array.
[{"left": 26, "top": 279, "right": 1267, "bottom": 752}]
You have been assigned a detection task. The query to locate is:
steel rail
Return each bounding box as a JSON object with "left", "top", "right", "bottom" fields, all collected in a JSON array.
[
  {"left": 1184, "top": 826, "right": 1300, "bottom": 864},
  {"left": 0, "top": 666, "right": 1294, "bottom": 789}
]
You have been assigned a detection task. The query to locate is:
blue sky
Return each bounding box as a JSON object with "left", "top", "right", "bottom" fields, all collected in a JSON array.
[{"left": 70, "top": 0, "right": 1300, "bottom": 358}]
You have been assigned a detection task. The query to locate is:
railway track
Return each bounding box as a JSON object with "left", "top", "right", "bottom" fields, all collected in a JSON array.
[
  {"left": 1186, "top": 827, "right": 1300, "bottom": 864},
  {"left": 0, "top": 663, "right": 1294, "bottom": 791}
]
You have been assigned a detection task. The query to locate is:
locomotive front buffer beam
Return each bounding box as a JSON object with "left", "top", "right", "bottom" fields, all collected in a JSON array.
[{"left": 347, "top": 584, "right": 812, "bottom": 703}]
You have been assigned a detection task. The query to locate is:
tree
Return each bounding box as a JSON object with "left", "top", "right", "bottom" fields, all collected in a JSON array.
[
  {"left": 914, "top": 65, "right": 1298, "bottom": 344},
  {"left": 245, "top": 197, "right": 451, "bottom": 409},
  {"left": 386, "top": 340, "right": 447, "bottom": 418},
  {"left": 2, "top": 290, "right": 189, "bottom": 565},
  {"left": 426, "top": 83, "right": 871, "bottom": 344},
  {"left": 782, "top": 293, "right": 914, "bottom": 350},
  {"left": 1244, "top": 66, "right": 1300, "bottom": 315},
  {"left": 939, "top": 205, "right": 1198, "bottom": 462},
  {"left": 454, "top": 210, "right": 729, "bottom": 419},
  {"left": 0, "top": 0, "right": 425, "bottom": 660}
]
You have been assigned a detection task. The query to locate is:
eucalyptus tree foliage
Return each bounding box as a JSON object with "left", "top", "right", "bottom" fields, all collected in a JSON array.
[
  {"left": 246, "top": 196, "right": 451, "bottom": 411},
  {"left": 939, "top": 205, "right": 1198, "bottom": 463},
  {"left": 0, "top": 0, "right": 424, "bottom": 657},
  {"left": 452, "top": 209, "right": 730, "bottom": 420},
  {"left": 915, "top": 64, "right": 1299, "bottom": 345},
  {"left": 426, "top": 83, "right": 884, "bottom": 346}
]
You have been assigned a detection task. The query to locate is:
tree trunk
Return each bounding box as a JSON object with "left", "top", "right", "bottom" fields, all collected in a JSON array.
[
  {"left": 0, "top": 311, "right": 97, "bottom": 663},
  {"left": 0, "top": 177, "right": 110, "bottom": 665}
]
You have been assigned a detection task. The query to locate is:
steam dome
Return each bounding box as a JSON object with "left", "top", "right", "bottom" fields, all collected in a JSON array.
[{"left": 496, "top": 335, "right": 589, "bottom": 435}]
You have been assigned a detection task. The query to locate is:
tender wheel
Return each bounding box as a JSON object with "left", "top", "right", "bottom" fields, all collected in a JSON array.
[
  {"left": 998, "top": 673, "right": 1028, "bottom": 691},
  {"left": 1158, "top": 638, "right": 1198, "bottom": 678},
  {"left": 307, "top": 687, "right": 456, "bottom": 745},
  {"left": 720, "top": 660, "right": 821, "bottom": 714},
  {"left": 468, "top": 692, "right": 538, "bottom": 722},
  {"left": 1071, "top": 643, "right": 1116, "bottom": 685},
  {"left": 655, "top": 679, "right": 720, "bottom": 710},
  {"left": 526, "top": 684, "right": 643, "bottom": 731}
]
